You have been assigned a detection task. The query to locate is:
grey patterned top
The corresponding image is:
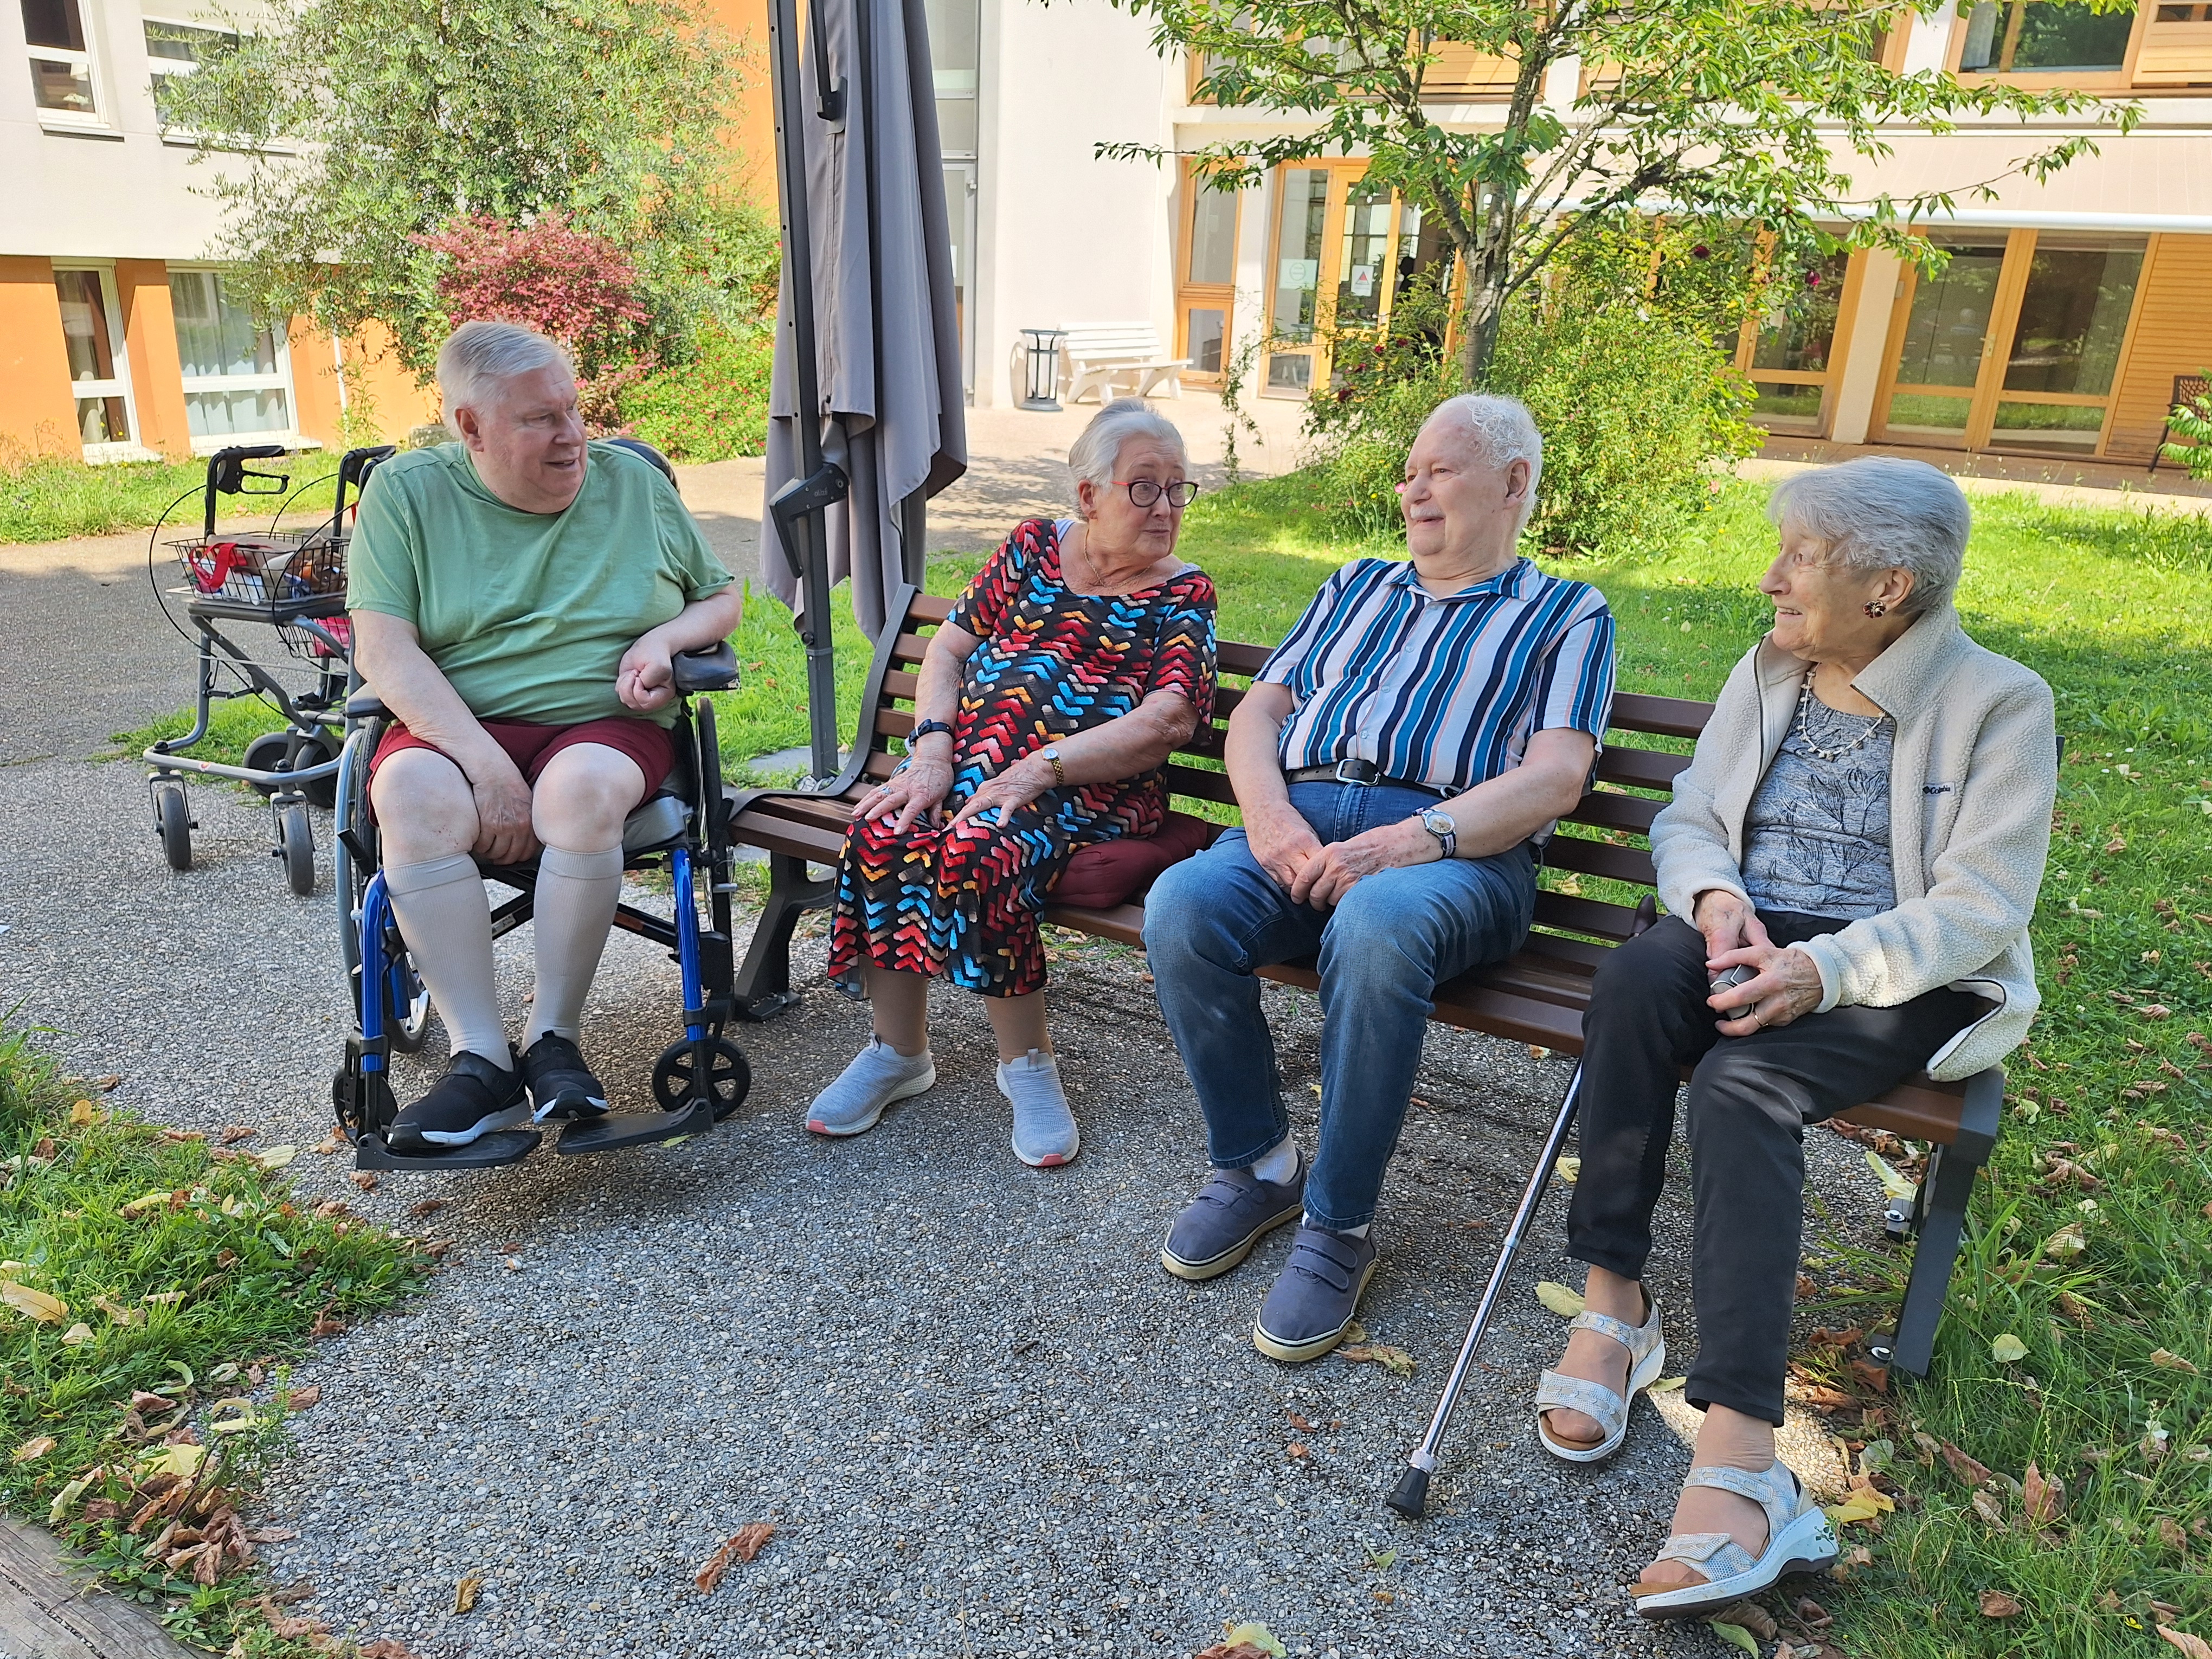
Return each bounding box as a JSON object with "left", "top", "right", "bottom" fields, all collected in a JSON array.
[{"left": 1739, "top": 694, "right": 1898, "bottom": 920}]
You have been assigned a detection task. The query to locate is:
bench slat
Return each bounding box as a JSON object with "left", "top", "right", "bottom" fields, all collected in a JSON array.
[
  {"left": 1594, "top": 747, "right": 1692, "bottom": 790},
  {"left": 1542, "top": 833, "right": 1660, "bottom": 888}
]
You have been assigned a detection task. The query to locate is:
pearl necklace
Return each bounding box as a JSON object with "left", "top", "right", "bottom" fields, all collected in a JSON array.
[{"left": 1792, "top": 670, "right": 1886, "bottom": 763}]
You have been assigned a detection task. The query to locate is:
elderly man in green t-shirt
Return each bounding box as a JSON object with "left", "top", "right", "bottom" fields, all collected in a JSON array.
[{"left": 348, "top": 320, "right": 742, "bottom": 1152}]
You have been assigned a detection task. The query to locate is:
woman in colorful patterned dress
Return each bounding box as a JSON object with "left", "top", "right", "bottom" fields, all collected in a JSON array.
[{"left": 806, "top": 400, "right": 1218, "bottom": 1166}]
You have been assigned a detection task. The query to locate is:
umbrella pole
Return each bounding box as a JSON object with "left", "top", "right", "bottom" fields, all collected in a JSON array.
[{"left": 768, "top": 0, "right": 847, "bottom": 783}]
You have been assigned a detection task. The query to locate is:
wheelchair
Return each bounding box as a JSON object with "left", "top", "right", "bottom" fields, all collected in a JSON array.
[
  {"left": 327, "top": 442, "right": 754, "bottom": 1171},
  {"left": 144, "top": 443, "right": 394, "bottom": 894}
]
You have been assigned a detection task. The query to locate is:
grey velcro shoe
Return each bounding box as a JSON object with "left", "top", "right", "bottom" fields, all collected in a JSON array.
[
  {"left": 1252, "top": 1223, "right": 1379, "bottom": 1363},
  {"left": 1160, "top": 1160, "right": 1305, "bottom": 1282}
]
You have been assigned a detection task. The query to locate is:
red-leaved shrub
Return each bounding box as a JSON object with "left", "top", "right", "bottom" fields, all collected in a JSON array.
[{"left": 413, "top": 212, "right": 658, "bottom": 428}]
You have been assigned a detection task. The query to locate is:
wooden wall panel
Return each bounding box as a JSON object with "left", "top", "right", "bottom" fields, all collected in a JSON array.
[{"left": 2105, "top": 234, "right": 2212, "bottom": 459}]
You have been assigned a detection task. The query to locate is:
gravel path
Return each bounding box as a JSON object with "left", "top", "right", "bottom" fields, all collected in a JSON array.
[{"left": 0, "top": 423, "right": 1886, "bottom": 1657}]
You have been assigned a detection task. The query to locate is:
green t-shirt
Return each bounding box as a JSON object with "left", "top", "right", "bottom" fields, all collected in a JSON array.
[{"left": 346, "top": 440, "right": 732, "bottom": 727}]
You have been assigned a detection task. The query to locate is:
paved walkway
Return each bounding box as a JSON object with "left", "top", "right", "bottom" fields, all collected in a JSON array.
[{"left": 0, "top": 404, "right": 1898, "bottom": 1659}]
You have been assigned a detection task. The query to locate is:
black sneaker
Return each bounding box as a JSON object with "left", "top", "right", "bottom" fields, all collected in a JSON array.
[
  {"left": 389, "top": 1049, "right": 528, "bottom": 1150},
  {"left": 1160, "top": 1158, "right": 1305, "bottom": 1282},
  {"left": 521, "top": 1032, "right": 610, "bottom": 1123}
]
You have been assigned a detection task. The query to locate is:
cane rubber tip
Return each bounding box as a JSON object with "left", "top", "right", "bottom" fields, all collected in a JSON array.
[{"left": 1384, "top": 1466, "right": 1431, "bottom": 1520}]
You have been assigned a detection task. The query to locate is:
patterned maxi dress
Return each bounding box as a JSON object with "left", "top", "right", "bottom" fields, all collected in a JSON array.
[{"left": 826, "top": 517, "right": 1217, "bottom": 999}]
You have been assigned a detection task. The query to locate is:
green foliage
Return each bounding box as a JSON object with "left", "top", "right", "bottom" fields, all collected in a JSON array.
[
  {"left": 159, "top": 0, "right": 766, "bottom": 373},
  {"left": 1, "top": 447, "right": 339, "bottom": 545},
  {"left": 619, "top": 321, "right": 776, "bottom": 463},
  {"left": 1102, "top": 0, "right": 2131, "bottom": 382},
  {"left": 2158, "top": 375, "right": 2212, "bottom": 480},
  {"left": 0, "top": 1024, "right": 433, "bottom": 1652}
]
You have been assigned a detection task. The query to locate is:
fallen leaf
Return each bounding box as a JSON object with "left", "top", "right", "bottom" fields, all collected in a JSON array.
[
  {"left": 1287, "top": 1412, "right": 1314, "bottom": 1431},
  {"left": 253, "top": 1144, "right": 297, "bottom": 1169},
  {"left": 2159, "top": 1629, "right": 2212, "bottom": 1659},
  {"left": 1218, "top": 1626, "right": 1288, "bottom": 1659},
  {"left": 12, "top": 1435, "right": 56, "bottom": 1463},
  {"left": 2024, "top": 1462, "right": 2065, "bottom": 1526},
  {"left": 1866, "top": 1150, "right": 1917, "bottom": 1202},
  {"left": 408, "top": 1199, "right": 446, "bottom": 1219},
  {"left": 2140, "top": 1004, "right": 2173, "bottom": 1020},
  {"left": 348, "top": 1170, "right": 377, "bottom": 1192},
  {"left": 1971, "top": 1489, "right": 2009, "bottom": 1531},
  {"left": 1827, "top": 1489, "right": 1894, "bottom": 1527},
  {"left": 1534, "top": 1281, "right": 1586, "bottom": 1318},
  {"left": 1287, "top": 1443, "right": 1310, "bottom": 1459},
  {"left": 219, "top": 1125, "right": 256, "bottom": 1144},
  {"left": 2055, "top": 1290, "right": 2092, "bottom": 1326},
  {"left": 1992, "top": 1334, "right": 2029, "bottom": 1364},
  {"left": 287, "top": 1385, "right": 321, "bottom": 1411},
  {"left": 48, "top": 1470, "right": 97, "bottom": 1526},
  {"left": 2043, "top": 1221, "right": 2088, "bottom": 1259},
  {"left": 1794, "top": 1597, "right": 1833, "bottom": 1629},
  {"left": 1980, "top": 1590, "right": 2022, "bottom": 1618},
  {"left": 309, "top": 1310, "right": 345, "bottom": 1338},
  {"left": 142, "top": 1290, "right": 185, "bottom": 1306},
  {"left": 313, "top": 1136, "right": 342, "bottom": 1155},
  {"left": 2, "top": 1279, "right": 68, "bottom": 1323},
  {"left": 359, "top": 1642, "right": 425, "bottom": 1659},
  {"left": 1339, "top": 1343, "right": 1417, "bottom": 1377},
  {"left": 2149, "top": 1349, "right": 2200, "bottom": 1375},
  {"left": 87, "top": 1297, "right": 144, "bottom": 1330},
  {"left": 247, "top": 1527, "right": 299, "bottom": 1543},
  {"left": 1713, "top": 1600, "right": 1778, "bottom": 1640},
  {"left": 1651, "top": 1375, "right": 1686, "bottom": 1393},
  {"left": 1796, "top": 1274, "right": 1818, "bottom": 1301},
  {"left": 70, "top": 1099, "right": 95, "bottom": 1126},
  {"left": 92, "top": 1074, "right": 121, "bottom": 1091},
  {"left": 2105, "top": 834, "right": 2127, "bottom": 854},
  {"left": 60, "top": 1321, "right": 93, "bottom": 1346},
  {"left": 1941, "top": 1441, "right": 1993, "bottom": 1487},
  {"left": 1848, "top": 1359, "right": 1891, "bottom": 1394},
  {"left": 138, "top": 1442, "right": 207, "bottom": 1482},
  {"left": 1553, "top": 1156, "right": 1580, "bottom": 1185},
  {"left": 695, "top": 1522, "right": 777, "bottom": 1590},
  {"left": 454, "top": 1574, "right": 482, "bottom": 1614},
  {"left": 1709, "top": 1621, "right": 1759, "bottom": 1654}
]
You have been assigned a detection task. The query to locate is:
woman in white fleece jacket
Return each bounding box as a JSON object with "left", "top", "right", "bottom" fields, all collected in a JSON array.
[{"left": 1531, "top": 458, "right": 2056, "bottom": 1620}]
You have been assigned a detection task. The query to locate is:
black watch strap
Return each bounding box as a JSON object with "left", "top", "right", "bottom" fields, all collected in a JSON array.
[{"left": 909, "top": 719, "right": 955, "bottom": 742}]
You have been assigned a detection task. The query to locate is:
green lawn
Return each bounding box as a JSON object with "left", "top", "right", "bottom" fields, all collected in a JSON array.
[{"left": 2, "top": 451, "right": 345, "bottom": 545}]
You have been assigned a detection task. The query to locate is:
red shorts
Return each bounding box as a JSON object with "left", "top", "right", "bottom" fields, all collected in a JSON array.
[{"left": 369, "top": 716, "right": 677, "bottom": 800}]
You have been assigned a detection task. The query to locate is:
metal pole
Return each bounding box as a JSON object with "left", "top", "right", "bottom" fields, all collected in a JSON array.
[
  {"left": 768, "top": 0, "right": 844, "bottom": 783},
  {"left": 1385, "top": 1064, "right": 1583, "bottom": 1520}
]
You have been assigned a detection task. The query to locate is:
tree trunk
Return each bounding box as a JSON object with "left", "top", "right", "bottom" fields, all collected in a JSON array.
[{"left": 1458, "top": 181, "right": 1517, "bottom": 388}]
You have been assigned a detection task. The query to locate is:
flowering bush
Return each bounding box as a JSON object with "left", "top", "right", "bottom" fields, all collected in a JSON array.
[{"left": 413, "top": 213, "right": 658, "bottom": 427}]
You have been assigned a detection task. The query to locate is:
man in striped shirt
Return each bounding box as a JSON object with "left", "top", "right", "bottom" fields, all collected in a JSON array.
[{"left": 1146, "top": 393, "right": 1616, "bottom": 1362}]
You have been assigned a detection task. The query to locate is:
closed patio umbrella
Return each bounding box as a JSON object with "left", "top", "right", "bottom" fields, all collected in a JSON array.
[{"left": 762, "top": 0, "right": 967, "bottom": 780}]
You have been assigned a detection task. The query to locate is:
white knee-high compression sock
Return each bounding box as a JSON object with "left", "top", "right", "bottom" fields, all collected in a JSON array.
[
  {"left": 523, "top": 844, "right": 624, "bottom": 1048},
  {"left": 383, "top": 854, "right": 510, "bottom": 1066}
]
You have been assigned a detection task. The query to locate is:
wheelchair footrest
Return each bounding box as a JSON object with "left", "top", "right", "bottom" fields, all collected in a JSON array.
[
  {"left": 555, "top": 1098, "right": 713, "bottom": 1156},
  {"left": 355, "top": 1129, "right": 543, "bottom": 1171}
]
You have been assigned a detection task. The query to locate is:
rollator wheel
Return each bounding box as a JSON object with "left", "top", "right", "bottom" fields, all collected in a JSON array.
[
  {"left": 247, "top": 732, "right": 339, "bottom": 809},
  {"left": 279, "top": 803, "right": 315, "bottom": 897},
  {"left": 156, "top": 784, "right": 192, "bottom": 872},
  {"left": 652, "top": 1037, "right": 751, "bottom": 1121}
]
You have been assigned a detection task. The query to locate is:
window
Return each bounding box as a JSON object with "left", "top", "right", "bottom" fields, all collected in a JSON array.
[
  {"left": 22, "top": 0, "right": 100, "bottom": 120},
  {"left": 1989, "top": 233, "right": 2145, "bottom": 452},
  {"left": 144, "top": 18, "right": 236, "bottom": 127},
  {"left": 1741, "top": 250, "right": 1850, "bottom": 429},
  {"left": 1266, "top": 168, "right": 1330, "bottom": 390},
  {"left": 923, "top": 0, "right": 979, "bottom": 156},
  {"left": 1959, "top": 1, "right": 2136, "bottom": 71},
  {"left": 170, "top": 269, "right": 295, "bottom": 443},
  {"left": 1178, "top": 172, "right": 1240, "bottom": 382},
  {"left": 55, "top": 268, "right": 138, "bottom": 454}
]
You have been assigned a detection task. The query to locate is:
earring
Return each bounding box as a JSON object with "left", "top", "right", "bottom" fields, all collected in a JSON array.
[{"left": 1864, "top": 600, "right": 1888, "bottom": 618}]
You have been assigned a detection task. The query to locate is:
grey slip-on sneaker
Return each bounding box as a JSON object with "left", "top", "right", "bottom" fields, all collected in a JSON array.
[{"left": 1160, "top": 1159, "right": 1305, "bottom": 1282}]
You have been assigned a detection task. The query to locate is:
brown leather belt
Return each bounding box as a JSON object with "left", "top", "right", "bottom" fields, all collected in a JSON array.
[{"left": 1283, "top": 758, "right": 1456, "bottom": 798}]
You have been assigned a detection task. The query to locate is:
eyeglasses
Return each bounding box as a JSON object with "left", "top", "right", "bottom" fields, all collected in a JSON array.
[{"left": 1116, "top": 479, "right": 1200, "bottom": 509}]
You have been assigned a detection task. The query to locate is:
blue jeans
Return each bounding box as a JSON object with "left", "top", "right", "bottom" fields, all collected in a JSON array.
[{"left": 1143, "top": 783, "right": 1536, "bottom": 1230}]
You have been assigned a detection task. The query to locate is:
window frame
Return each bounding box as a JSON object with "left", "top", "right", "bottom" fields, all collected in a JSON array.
[
  {"left": 22, "top": 0, "right": 110, "bottom": 130},
  {"left": 54, "top": 262, "right": 144, "bottom": 461},
  {"left": 1728, "top": 242, "right": 1867, "bottom": 437},
  {"left": 1176, "top": 162, "right": 1240, "bottom": 386},
  {"left": 1949, "top": 1, "right": 2155, "bottom": 91},
  {"left": 168, "top": 266, "right": 306, "bottom": 453},
  {"left": 143, "top": 15, "right": 238, "bottom": 140}
]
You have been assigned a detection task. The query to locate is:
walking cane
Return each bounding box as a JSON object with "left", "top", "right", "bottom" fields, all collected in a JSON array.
[{"left": 1385, "top": 1064, "right": 1584, "bottom": 1520}]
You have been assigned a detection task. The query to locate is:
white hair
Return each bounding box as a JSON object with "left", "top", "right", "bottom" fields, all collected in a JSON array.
[
  {"left": 436, "top": 320, "right": 574, "bottom": 423},
  {"left": 1766, "top": 457, "right": 1970, "bottom": 617},
  {"left": 1067, "top": 397, "right": 1188, "bottom": 498},
  {"left": 1421, "top": 393, "right": 1544, "bottom": 533}
]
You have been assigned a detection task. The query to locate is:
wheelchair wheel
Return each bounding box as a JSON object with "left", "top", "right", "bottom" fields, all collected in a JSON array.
[
  {"left": 155, "top": 783, "right": 191, "bottom": 872},
  {"left": 652, "top": 1037, "right": 750, "bottom": 1121},
  {"left": 279, "top": 803, "right": 315, "bottom": 896}
]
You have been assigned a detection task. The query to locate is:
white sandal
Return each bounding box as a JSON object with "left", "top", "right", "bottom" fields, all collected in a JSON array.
[
  {"left": 1533, "top": 1294, "right": 1666, "bottom": 1463},
  {"left": 1633, "top": 1459, "right": 1840, "bottom": 1621}
]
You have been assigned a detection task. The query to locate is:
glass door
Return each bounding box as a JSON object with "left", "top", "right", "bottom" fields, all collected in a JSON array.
[
  {"left": 1876, "top": 230, "right": 2147, "bottom": 455},
  {"left": 1264, "top": 168, "right": 1331, "bottom": 395},
  {"left": 1739, "top": 250, "right": 1851, "bottom": 431},
  {"left": 942, "top": 162, "right": 976, "bottom": 398},
  {"left": 1176, "top": 167, "right": 1240, "bottom": 385},
  {"left": 1876, "top": 235, "right": 2014, "bottom": 447},
  {"left": 1332, "top": 180, "right": 1395, "bottom": 339},
  {"left": 55, "top": 267, "right": 138, "bottom": 458}
]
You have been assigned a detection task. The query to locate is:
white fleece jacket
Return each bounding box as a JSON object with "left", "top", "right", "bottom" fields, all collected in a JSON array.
[{"left": 1649, "top": 605, "right": 2056, "bottom": 1082}]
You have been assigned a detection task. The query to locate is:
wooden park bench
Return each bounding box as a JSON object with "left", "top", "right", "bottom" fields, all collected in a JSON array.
[
  {"left": 725, "top": 584, "right": 2002, "bottom": 1378},
  {"left": 1059, "top": 322, "right": 1189, "bottom": 404}
]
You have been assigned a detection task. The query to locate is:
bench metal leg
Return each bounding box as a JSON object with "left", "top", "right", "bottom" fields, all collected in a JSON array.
[
  {"left": 731, "top": 851, "right": 833, "bottom": 1021},
  {"left": 1883, "top": 1065, "right": 2003, "bottom": 1377}
]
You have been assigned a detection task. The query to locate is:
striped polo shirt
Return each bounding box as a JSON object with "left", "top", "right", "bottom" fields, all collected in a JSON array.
[{"left": 1259, "top": 555, "right": 1616, "bottom": 795}]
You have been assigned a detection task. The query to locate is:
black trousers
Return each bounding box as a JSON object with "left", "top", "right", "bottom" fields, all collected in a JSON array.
[{"left": 1564, "top": 913, "right": 1982, "bottom": 1425}]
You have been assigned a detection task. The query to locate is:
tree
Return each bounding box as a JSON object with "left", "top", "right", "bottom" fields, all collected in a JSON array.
[
  {"left": 160, "top": 0, "right": 764, "bottom": 372},
  {"left": 1103, "top": 0, "right": 2139, "bottom": 384}
]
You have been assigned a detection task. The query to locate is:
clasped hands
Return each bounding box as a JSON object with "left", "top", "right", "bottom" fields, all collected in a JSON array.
[
  {"left": 1693, "top": 890, "right": 1823, "bottom": 1036},
  {"left": 1245, "top": 800, "right": 1437, "bottom": 909},
  {"left": 858, "top": 750, "right": 1056, "bottom": 834}
]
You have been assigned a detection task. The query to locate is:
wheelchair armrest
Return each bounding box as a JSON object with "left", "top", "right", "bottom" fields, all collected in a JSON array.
[
  {"left": 345, "top": 689, "right": 390, "bottom": 721},
  {"left": 672, "top": 641, "right": 740, "bottom": 695}
]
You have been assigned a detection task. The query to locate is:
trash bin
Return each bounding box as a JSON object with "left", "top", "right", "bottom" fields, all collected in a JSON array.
[{"left": 1019, "top": 328, "right": 1066, "bottom": 412}]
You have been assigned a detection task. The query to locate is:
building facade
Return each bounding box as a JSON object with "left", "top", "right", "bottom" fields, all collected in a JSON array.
[{"left": 9, "top": 0, "right": 2210, "bottom": 463}]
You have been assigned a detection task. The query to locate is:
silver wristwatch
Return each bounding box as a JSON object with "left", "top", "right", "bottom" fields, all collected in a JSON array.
[{"left": 1417, "top": 805, "right": 1457, "bottom": 860}]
